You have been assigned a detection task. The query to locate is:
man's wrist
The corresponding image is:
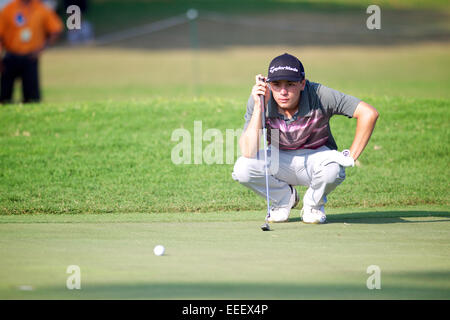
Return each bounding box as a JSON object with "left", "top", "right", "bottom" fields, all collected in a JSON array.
[{"left": 252, "top": 103, "right": 262, "bottom": 114}]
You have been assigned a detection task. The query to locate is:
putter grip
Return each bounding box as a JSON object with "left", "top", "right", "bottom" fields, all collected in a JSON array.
[
  {"left": 258, "top": 75, "right": 266, "bottom": 124},
  {"left": 260, "top": 95, "right": 265, "bottom": 127}
]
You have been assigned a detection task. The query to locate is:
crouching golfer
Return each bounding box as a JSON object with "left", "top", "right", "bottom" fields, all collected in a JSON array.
[{"left": 232, "top": 53, "right": 379, "bottom": 224}]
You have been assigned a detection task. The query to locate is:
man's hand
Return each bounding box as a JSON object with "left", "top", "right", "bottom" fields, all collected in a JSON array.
[
  {"left": 30, "top": 47, "right": 44, "bottom": 60},
  {"left": 29, "top": 32, "right": 61, "bottom": 60},
  {"left": 251, "top": 74, "right": 270, "bottom": 110},
  {"left": 323, "top": 149, "right": 355, "bottom": 168}
]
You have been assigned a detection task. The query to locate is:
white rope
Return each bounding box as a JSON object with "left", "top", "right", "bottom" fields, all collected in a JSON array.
[
  {"left": 92, "top": 10, "right": 448, "bottom": 46},
  {"left": 94, "top": 14, "right": 189, "bottom": 46}
]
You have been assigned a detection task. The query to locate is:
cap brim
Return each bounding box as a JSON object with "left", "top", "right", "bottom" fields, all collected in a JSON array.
[{"left": 266, "top": 75, "right": 303, "bottom": 82}]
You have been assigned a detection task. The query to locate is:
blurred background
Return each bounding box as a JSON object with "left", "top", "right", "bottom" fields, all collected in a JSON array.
[{"left": 3, "top": 0, "right": 449, "bottom": 103}]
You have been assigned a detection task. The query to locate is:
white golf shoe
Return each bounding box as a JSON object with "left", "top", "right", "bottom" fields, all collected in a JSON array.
[
  {"left": 301, "top": 206, "right": 326, "bottom": 224},
  {"left": 267, "top": 186, "right": 299, "bottom": 223}
]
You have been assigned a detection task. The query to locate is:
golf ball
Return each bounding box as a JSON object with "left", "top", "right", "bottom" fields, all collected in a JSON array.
[{"left": 153, "top": 245, "right": 165, "bottom": 256}]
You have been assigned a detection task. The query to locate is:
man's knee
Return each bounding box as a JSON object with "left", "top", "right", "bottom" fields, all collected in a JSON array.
[
  {"left": 313, "top": 162, "right": 345, "bottom": 186},
  {"left": 232, "top": 156, "right": 261, "bottom": 184}
]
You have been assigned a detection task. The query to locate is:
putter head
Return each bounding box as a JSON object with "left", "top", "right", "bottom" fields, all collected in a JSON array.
[{"left": 260, "top": 223, "right": 271, "bottom": 231}]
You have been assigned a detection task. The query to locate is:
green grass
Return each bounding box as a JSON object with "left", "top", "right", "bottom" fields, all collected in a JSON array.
[
  {"left": 0, "top": 96, "right": 448, "bottom": 214},
  {"left": 0, "top": 207, "right": 449, "bottom": 299}
]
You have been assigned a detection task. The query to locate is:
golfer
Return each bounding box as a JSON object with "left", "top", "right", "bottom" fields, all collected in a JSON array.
[{"left": 232, "top": 53, "right": 379, "bottom": 224}]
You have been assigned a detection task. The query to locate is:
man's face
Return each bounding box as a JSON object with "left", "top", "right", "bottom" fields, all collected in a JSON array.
[{"left": 269, "top": 79, "right": 305, "bottom": 110}]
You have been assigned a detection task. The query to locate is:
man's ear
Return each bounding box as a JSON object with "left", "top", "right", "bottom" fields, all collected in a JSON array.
[{"left": 299, "top": 79, "right": 306, "bottom": 91}]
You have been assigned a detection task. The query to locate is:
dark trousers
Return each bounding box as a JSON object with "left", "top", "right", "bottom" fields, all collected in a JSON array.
[{"left": 0, "top": 52, "right": 41, "bottom": 103}]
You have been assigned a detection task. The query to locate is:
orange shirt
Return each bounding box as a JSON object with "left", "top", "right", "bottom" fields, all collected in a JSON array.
[{"left": 0, "top": 0, "right": 63, "bottom": 55}]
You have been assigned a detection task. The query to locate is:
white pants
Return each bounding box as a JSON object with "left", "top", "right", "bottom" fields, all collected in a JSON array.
[{"left": 232, "top": 146, "right": 346, "bottom": 208}]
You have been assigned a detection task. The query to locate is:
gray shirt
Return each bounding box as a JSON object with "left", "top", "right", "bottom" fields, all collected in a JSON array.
[{"left": 243, "top": 80, "right": 361, "bottom": 150}]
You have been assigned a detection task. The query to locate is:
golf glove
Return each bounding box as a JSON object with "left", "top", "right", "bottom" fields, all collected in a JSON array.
[{"left": 322, "top": 149, "right": 355, "bottom": 168}]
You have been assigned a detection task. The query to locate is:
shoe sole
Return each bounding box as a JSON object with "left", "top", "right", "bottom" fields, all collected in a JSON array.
[
  {"left": 267, "top": 219, "right": 289, "bottom": 223},
  {"left": 302, "top": 220, "right": 326, "bottom": 224}
]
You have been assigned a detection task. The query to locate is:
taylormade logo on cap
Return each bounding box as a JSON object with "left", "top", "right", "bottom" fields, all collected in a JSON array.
[
  {"left": 266, "top": 53, "right": 305, "bottom": 82},
  {"left": 269, "top": 66, "right": 299, "bottom": 74}
]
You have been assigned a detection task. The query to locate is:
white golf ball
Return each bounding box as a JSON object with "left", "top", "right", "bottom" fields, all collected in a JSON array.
[{"left": 153, "top": 245, "right": 165, "bottom": 256}]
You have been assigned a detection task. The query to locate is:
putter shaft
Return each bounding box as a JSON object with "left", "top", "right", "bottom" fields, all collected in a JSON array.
[{"left": 260, "top": 89, "right": 271, "bottom": 230}]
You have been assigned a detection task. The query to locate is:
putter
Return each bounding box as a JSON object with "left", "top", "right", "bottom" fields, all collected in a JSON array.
[{"left": 259, "top": 80, "right": 271, "bottom": 232}]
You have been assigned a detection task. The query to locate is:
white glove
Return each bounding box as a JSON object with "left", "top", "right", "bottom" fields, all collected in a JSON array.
[{"left": 322, "top": 149, "right": 355, "bottom": 168}]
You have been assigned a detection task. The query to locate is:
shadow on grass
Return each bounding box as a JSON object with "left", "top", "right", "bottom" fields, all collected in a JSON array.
[
  {"left": 6, "top": 272, "right": 450, "bottom": 299},
  {"left": 288, "top": 210, "right": 450, "bottom": 224}
]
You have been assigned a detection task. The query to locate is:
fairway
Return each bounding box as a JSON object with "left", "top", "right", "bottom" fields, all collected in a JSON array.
[
  {"left": 1, "top": 0, "right": 449, "bottom": 302},
  {"left": 0, "top": 207, "right": 449, "bottom": 299}
]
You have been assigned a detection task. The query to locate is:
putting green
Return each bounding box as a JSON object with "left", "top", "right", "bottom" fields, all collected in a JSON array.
[{"left": 0, "top": 206, "right": 448, "bottom": 299}]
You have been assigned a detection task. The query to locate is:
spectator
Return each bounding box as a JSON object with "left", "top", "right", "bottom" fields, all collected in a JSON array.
[{"left": 0, "top": 0, "right": 63, "bottom": 103}]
